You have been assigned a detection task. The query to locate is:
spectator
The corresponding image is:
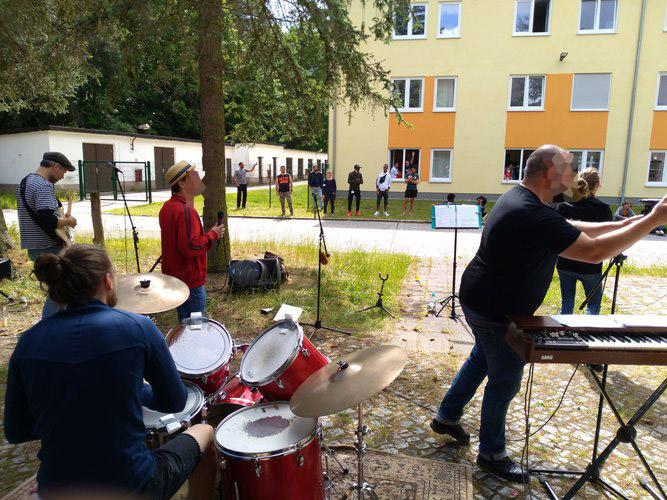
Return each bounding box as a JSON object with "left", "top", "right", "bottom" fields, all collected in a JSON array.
[
  {"left": 556, "top": 167, "right": 612, "bottom": 315},
  {"left": 446, "top": 193, "right": 456, "bottom": 205},
  {"left": 476, "top": 196, "right": 488, "bottom": 219},
  {"left": 390, "top": 162, "right": 400, "bottom": 179},
  {"left": 322, "top": 171, "right": 337, "bottom": 216},
  {"left": 275, "top": 165, "right": 293, "bottom": 216},
  {"left": 233, "top": 162, "right": 256, "bottom": 209},
  {"left": 374, "top": 164, "right": 392, "bottom": 216},
  {"left": 347, "top": 164, "right": 363, "bottom": 217},
  {"left": 641, "top": 200, "right": 665, "bottom": 236},
  {"left": 504, "top": 165, "right": 513, "bottom": 181},
  {"left": 614, "top": 201, "right": 635, "bottom": 221},
  {"left": 402, "top": 165, "right": 419, "bottom": 216},
  {"left": 308, "top": 164, "right": 324, "bottom": 210}
]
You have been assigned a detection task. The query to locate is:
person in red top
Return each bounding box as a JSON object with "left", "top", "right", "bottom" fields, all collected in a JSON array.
[{"left": 159, "top": 161, "right": 225, "bottom": 322}]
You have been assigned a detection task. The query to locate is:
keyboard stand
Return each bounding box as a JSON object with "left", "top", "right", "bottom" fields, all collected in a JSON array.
[{"left": 530, "top": 364, "right": 667, "bottom": 500}]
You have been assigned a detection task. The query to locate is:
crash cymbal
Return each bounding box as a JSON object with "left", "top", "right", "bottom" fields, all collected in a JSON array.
[
  {"left": 115, "top": 273, "right": 189, "bottom": 314},
  {"left": 290, "top": 345, "right": 407, "bottom": 417}
]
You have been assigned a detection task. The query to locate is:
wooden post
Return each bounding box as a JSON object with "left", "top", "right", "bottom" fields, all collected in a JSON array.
[{"left": 90, "top": 192, "right": 105, "bottom": 247}]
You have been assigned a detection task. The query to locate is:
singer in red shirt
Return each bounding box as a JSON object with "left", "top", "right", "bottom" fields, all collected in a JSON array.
[{"left": 159, "top": 161, "right": 225, "bottom": 322}]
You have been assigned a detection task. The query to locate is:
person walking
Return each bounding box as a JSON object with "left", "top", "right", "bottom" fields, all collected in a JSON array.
[
  {"left": 374, "top": 164, "right": 391, "bottom": 216},
  {"left": 347, "top": 164, "right": 363, "bottom": 217},
  {"left": 308, "top": 164, "right": 324, "bottom": 210},
  {"left": 402, "top": 165, "right": 419, "bottom": 215},
  {"left": 275, "top": 165, "right": 294, "bottom": 216},
  {"left": 556, "top": 168, "right": 612, "bottom": 315},
  {"left": 322, "top": 170, "right": 337, "bottom": 216},
  {"left": 233, "top": 162, "right": 256, "bottom": 209}
]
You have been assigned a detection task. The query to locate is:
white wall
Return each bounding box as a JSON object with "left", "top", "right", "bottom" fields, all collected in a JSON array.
[{"left": 0, "top": 131, "right": 50, "bottom": 185}]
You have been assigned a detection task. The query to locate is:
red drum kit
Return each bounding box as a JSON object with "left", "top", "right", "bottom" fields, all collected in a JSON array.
[{"left": 119, "top": 273, "right": 408, "bottom": 499}]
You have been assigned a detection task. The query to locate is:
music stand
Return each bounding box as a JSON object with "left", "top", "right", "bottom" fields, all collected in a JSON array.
[{"left": 431, "top": 204, "right": 481, "bottom": 320}]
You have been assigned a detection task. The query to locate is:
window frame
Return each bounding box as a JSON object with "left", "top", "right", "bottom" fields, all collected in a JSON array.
[
  {"left": 393, "top": 3, "right": 428, "bottom": 40},
  {"left": 388, "top": 148, "right": 422, "bottom": 182},
  {"left": 508, "top": 75, "right": 546, "bottom": 111},
  {"left": 646, "top": 151, "right": 667, "bottom": 187},
  {"left": 513, "top": 0, "right": 552, "bottom": 36},
  {"left": 433, "top": 76, "right": 458, "bottom": 112},
  {"left": 501, "top": 148, "right": 535, "bottom": 184},
  {"left": 568, "top": 149, "right": 605, "bottom": 173},
  {"left": 656, "top": 73, "right": 667, "bottom": 111},
  {"left": 430, "top": 148, "right": 454, "bottom": 182},
  {"left": 570, "top": 73, "right": 612, "bottom": 111},
  {"left": 391, "top": 77, "right": 425, "bottom": 113},
  {"left": 577, "top": 0, "right": 618, "bottom": 35},
  {"left": 437, "top": 2, "right": 461, "bottom": 38}
]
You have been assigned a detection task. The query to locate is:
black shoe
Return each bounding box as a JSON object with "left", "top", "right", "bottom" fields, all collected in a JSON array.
[
  {"left": 476, "top": 455, "right": 530, "bottom": 483},
  {"left": 429, "top": 419, "right": 470, "bottom": 443}
]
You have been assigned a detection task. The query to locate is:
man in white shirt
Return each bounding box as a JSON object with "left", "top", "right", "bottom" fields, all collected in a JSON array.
[{"left": 374, "top": 164, "right": 392, "bottom": 216}]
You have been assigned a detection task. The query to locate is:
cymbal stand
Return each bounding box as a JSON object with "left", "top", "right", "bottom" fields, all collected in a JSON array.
[{"left": 347, "top": 402, "right": 378, "bottom": 500}]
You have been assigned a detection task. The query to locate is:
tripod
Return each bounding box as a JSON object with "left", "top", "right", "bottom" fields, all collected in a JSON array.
[
  {"left": 436, "top": 226, "right": 460, "bottom": 319},
  {"left": 111, "top": 165, "right": 141, "bottom": 273},
  {"left": 301, "top": 193, "right": 352, "bottom": 338},
  {"left": 358, "top": 273, "right": 395, "bottom": 318}
]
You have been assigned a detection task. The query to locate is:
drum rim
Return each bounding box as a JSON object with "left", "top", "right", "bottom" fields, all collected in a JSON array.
[
  {"left": 214, "top": 401, "right": 319, "bottom": 459},
  {"left": 166, "top": 319, "right": 233, "bottom": 376},
  {"left": 143, "top": 381, "right": 205, "bottom": 431},
  {"left": 239, "top": 319, "right": 304, "bottom": 386}
]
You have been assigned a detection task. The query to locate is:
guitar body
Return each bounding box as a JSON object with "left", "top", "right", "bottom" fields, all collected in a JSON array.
[{"left": 54, "top": 197, "right": 74, "bottom": 247}]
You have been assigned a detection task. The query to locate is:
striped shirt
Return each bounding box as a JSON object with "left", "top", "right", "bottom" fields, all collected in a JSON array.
[{"left": 16, "top": 173, "right": 60, "bottom": 250}]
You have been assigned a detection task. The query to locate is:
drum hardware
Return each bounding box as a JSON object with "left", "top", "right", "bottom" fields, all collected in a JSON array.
[
  {"left": 115, "top": 272, "right": 189, "bottom": 314},
  {"left": 357, "top": 273, "right": 395, "bottom": 318}
]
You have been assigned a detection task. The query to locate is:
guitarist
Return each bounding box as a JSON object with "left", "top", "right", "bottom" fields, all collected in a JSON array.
[{"left": 16, "top": 152, "right": 77, "bottom": 318}]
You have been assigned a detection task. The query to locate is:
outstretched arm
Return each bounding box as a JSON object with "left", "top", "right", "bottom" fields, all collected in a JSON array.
[{"left": 568, "top": 215, "right": 641, "bottom": 238}]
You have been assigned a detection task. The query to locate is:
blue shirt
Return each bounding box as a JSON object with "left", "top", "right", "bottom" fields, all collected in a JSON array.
[{"left": 3, "top": 300, "right": 187, "bottom": 494}]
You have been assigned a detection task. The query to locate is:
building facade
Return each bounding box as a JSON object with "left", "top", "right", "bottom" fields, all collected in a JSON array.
[{"left": 329, "top": 0, "right": 667, "bottom": 201}]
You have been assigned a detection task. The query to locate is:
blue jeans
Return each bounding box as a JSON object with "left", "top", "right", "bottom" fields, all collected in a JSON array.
[
  {"left": 27, "top": 245, "right": 63, "bottom": 319},
  {"left": 311, "top": 187, "right": 323, "bottom": 210},
  {"left": 177, "top": 286, "right": 207, "bottom": 322},
  {"left": 437, "top": 305, "right": 525, "bottom": 460},
  {"left": 558, "top": 269, "right": 602, "bottom": 315}
]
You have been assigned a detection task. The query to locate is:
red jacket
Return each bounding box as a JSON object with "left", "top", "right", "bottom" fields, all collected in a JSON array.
[{"left": 159, "top": 194, "right": 218, "bottom": 288}]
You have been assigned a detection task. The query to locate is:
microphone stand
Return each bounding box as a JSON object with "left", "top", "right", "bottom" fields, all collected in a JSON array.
[
  {"left": 301, "top": 192, "right": 352, "bottom": 338},
  {"left": 111, "top": 164, "right": 141, "bottom": 273}
]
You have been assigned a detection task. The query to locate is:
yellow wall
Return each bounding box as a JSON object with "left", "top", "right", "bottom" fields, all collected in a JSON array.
[{"left": 330, "top": 0, "right": 667, "bottom": 199}]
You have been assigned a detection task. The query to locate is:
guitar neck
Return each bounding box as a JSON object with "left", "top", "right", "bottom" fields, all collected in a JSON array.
[{"left": 65, "top": 199, "right": 73, "bottom": 218}]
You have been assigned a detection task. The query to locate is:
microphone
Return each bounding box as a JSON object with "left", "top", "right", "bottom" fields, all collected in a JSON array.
[{"left": 106, "top": 161, "right": 121, "bottom": 173}]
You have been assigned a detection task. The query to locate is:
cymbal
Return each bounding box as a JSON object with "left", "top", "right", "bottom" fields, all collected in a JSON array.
[
  {"left": 290, "top": 345, "right": 407, "bottom": 417},
  {"left": 115, "top": 273, "right": 189, "bottom": 314}
]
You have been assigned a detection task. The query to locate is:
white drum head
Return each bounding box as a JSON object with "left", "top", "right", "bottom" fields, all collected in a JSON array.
[
  {"left": 215, "top": 402, "right": 317, "bottom": 456},
  {"left": 240, "top": 320, "right": 302, "bottom": 384},
  {"left": 168, "top": 320, "right": 232, "bottom": 376},
  {"left": 143, "top": 381, "right": 204, "bottom": 430}
]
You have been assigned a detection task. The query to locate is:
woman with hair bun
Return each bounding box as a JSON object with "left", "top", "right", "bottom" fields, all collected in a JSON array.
[{"left": 556, "top": 168, "right": 612, "bottom": 314}]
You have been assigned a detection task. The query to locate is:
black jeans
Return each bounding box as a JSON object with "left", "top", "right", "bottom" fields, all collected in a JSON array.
[
  {"left": 347, "top": 189, "right": 360, "bottom": 212},
  {"left": 376, "top": 190, "right": 388, "bottom": 210},
  {"left": 236, "top": 184, "right": 248, "bottom": 208},
  {"left": 324, "top": 193, "right": 336, "bottom": 213}
]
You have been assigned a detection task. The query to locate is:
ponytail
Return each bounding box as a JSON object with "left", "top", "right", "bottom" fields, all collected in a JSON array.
[{"left": 576, "top": 167, "right": 600, "bottom": 199}]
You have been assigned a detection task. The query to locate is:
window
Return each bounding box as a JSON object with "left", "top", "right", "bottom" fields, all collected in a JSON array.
[
  {"left": 514, "top": 0, "right": 551, "bottom": 35},
  {"left": 570, "top": 150, "right": 604, "bottom": 172},
  {"left": 389, "top": 148, "right": 421, "bottom": 180},
  {"left": 647, "top": 152, "right": 667, "bottom": 185},
  {"left": 571, "top": 73, "right": 611, "bottom": 110},
  {"left": 392, "top": 78, "right": 424, "bottom": 112},
  {"left": 509, "top": 76, "right": 545, "bottom": 110},
  {"left": 656, "top": 73, "right": 667, "bottom": 110},
  {"left": 438, "top": 3, "right": 461, "bottom": 38},
  {"left": 503, "top": 149, "right": 536, "bottom": 182},
  {"left": 430, "top": 149, "right": 453, "bottom": 182},
  {"left": 394, "top": 4, "right": 427, "bottom": 39},
  {"left": 579, "top": 0, "right": 617, "bottom": 33},
  {"left": 434, "top": 77, "right": 457, "bottom": 111}
]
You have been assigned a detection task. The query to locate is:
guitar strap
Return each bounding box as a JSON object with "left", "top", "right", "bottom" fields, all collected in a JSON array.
[{"left": 19, "top": 175, "right": 65, "bottom": 247}]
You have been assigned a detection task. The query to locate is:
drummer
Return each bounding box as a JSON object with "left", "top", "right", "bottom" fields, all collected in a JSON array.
[
  {"left": 159, "top": 160, "right": 225, "bottom": 322},
  {"left": 3, "top": 244, "right": 217, "bottom": 498}
]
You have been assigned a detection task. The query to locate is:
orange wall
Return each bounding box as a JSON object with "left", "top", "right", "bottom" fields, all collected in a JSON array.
[
  {"left": 388, "top": 76, "right": 456, "bottom": 182},
  {"left": 650, "top": 112, "right": 667, "bottom": 150},
  {"left": 505, "top": 74, "right": 608, "bottom": 149}
]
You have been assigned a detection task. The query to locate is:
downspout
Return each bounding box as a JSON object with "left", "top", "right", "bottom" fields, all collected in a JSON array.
[
  {"left": 332, "top": 93, "right": 338, "bottom": 177},
  {"left": 619, "top": 0, "right": 647, "bottom": 203}
]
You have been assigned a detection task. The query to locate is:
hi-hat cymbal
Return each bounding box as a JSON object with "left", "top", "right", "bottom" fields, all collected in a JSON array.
[
  {"left": 290, "top": 345, "right": 407, "bottom": 417},
  {"left": 115, "top": 273, "right": 189, "bottom": 314}
]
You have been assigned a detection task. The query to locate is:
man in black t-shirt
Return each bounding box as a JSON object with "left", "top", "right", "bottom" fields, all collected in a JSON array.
[
  {"left": 430, "top": 145, "right": 667, "bottom": 483},
  {"left": 275, "top": 166, "right": 293, "bottom": 216}
]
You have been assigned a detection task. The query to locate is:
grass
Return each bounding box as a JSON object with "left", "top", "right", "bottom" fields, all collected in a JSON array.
[{"left": 0, "top": 191, "right": 80, "bottom": 210}]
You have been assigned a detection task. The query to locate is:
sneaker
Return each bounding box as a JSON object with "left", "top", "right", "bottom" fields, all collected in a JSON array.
[
  {"left": 347, "top": 211, "right": 352, "bottom": 217},
  {"left": 476, "top": 455, "right": 531, "bottom": 483},
  {"left": 429, "top": 419, "right": 470, "bottom": 443},
  {"left": 384, "top": 211, "right": 390, "bottom": 216},
  {"left": 657, "top": 230, "right": 665, "bottom": 236},
  {"left": 373, "top": 211, "right": 380, "bottom": 216},
  {"left": 355, "top": 211, "right": 361, "bottom": 216},
  {"left": 331, "top": 212, "right": 335, "bottom": 216}
]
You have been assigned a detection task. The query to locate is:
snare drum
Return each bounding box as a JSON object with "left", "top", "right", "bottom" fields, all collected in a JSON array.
[
  {"left": 215, "top": 402, "right": 324, "bottom": 500},
  {"left": 143, "top": 381, "right": 205, "bottom": 450},
  {"left": 166, "top": 319, "right": 233, "bottom": 396},
  {"left": 207, "top": 374, "right": 264, "bottom": 423},
  {"left": 240, "top": 320, "right": 329, "bottom": 401}
]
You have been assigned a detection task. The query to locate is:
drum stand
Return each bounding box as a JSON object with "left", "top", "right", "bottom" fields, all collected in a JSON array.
[{"left": 346, "top": 402, "right": 378, "bottom": 500}]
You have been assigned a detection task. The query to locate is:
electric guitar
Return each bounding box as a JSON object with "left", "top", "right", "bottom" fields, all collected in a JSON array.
[{"left": 54, "top": 194, "right": 74, "bottom": 247}]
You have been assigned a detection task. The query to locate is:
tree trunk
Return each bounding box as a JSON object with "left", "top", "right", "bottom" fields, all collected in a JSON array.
[
  {"left": 198, "top": 0, "right": 231, "bottom": 273},
  {"left": 0, "top": 207, "right": 13, "bottom": 257},
  {"left": 90, "top": 192, "right": 105, "bottom": 247}
]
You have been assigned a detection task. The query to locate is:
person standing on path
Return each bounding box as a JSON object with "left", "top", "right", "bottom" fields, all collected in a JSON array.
[
  {"left": 233, "top": 162, "right": 256, "bottom": 209},
  {"left": 16, "top": 152, "right": 78, "bottom": 318},
  {"left": 431, "top": 145, "right": 666, "bottom": 483},
  {"left": 275, "top": 165, "right": 294, "bottom": 217},
  {"left": 374, "top": 164, "right": 392, "bottom": 216},
  {"left": 308, "top": 164, "right": 324, "bottom": 210},
  {"left": 347, "top": 164, "right": 363, "bottom": 217},
  {"left": 322, "top": 170, "right": 337, "bottom": 216},
  {"left": 402, "top": 165, "right": 419, "bottom": 215}
]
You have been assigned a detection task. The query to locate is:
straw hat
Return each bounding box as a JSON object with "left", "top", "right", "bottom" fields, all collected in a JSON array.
[{"left": 166, "top": 160, "right": 196, "bottom": 186}]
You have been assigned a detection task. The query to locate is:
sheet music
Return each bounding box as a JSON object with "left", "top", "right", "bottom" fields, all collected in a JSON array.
[
  {"left": 611, "top": 315, "right": 667, "bottom": 328},
  {"left": 432, "top": 204, "right": 481, "bottom": 229},
  {"left": 552, "top": 315, "right": 623, "bottom": 329},
  {"left": 274, "top": 303, "right": 303, "bottom": 322}
]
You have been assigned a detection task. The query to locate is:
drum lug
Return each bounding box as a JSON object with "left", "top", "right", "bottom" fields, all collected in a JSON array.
[
  {"left": 254, "top": 459, "right": 261, "bottom": 478},
  {"left": 296, "top": 445, "right": 304, "bottom": 467},
  {"left": 301, "top": 347, "right": 310, "bottom": 357},
  {"left": 276, "top": 379, "right": 285, "bottom": 389}
]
